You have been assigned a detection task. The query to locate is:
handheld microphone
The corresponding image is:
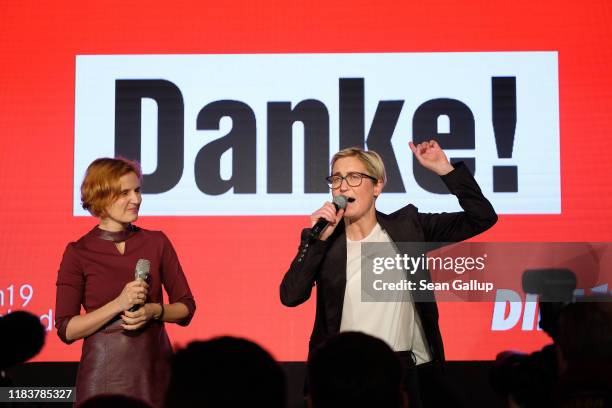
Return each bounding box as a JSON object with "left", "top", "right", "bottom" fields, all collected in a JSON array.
[
  {"left": 309, "top": 195, "right": 350, "bottom": 240},
  {"left": 128, "top": 258, "right": 150, "bottom": 312}
]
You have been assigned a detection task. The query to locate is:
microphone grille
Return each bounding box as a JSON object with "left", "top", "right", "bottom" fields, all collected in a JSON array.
[
  {"left": 333, "top": 195, "right": 348, "bottom": 210},
  {"left": 135, "top": 258, "right": 151, "bottom": 280}
]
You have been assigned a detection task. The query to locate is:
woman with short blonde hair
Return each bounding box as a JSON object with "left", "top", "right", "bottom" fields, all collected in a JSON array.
[{"left": 281, "top": 141, "right": 497, "bottom": 407}]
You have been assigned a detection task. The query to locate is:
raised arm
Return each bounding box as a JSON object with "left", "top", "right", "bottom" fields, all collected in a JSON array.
[{"left": 409, "top": 140, "right": 497, "bottom": 242}]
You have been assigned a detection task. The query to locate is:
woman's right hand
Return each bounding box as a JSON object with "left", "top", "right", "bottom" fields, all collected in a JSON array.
[
  {"left": 310, "top": 202, "right": 345, "bottom": 241},
  {"left": 114, "top": 280, "right": 149, "bottom": 312}
]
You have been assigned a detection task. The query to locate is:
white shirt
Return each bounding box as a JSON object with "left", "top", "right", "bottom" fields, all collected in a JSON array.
[{"left": 339, "top": 223, "right": 432, "bottom": 364}]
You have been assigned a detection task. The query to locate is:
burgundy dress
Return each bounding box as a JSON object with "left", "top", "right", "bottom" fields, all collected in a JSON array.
[{"left": 55, "top": 226, "right": 196, "bottom": 407}]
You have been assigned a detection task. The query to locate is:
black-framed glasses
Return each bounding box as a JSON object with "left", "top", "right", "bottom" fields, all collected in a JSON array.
[{"left": 325, "top": 172, "right": 378, "bottom": 189}]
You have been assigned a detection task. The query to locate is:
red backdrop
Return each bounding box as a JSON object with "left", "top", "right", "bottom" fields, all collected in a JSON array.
[{"left": 1, "top": 0, "right": 611, "bottom": 362}]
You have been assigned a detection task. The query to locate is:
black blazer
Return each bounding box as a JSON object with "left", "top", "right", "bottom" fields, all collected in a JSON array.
[{"left": 280, "top": 163, "right": 497, "bottom": 363}]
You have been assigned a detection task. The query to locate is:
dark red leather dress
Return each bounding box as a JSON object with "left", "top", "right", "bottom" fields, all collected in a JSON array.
[{"left": 55, "top": 226, "right": 196, "bottom": 407}]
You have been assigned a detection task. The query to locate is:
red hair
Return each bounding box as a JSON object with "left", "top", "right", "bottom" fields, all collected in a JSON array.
[{"left": 81, "top": 157, "right": 142, "bottom": 217}]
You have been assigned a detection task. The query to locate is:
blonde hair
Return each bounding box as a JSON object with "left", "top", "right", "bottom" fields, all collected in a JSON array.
[
  {"left": 330, "top": 147, "right": 387, "bottom": 184},
  {"left": 81, "top": 157, "right": 142, "bottom": 217}
]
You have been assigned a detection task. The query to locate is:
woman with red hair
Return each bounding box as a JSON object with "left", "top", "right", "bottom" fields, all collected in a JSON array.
[{"left": 55, "top": 157, "right": 196, "bottom": 408}]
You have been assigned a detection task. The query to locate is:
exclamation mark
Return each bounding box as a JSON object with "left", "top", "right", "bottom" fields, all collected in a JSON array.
[{"left": 492, "top": 77, "right": 518, "bottom": 192}]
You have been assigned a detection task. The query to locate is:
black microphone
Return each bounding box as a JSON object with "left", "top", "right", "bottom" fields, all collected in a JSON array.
[
  {"left": 128, "top": 258, "right": 150, "bottom": 312},
  {"left": 309, "top": 195, "right": 350, "bottom": 240}
]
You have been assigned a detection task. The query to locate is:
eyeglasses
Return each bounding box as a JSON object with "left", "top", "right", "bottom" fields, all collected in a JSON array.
[{"left": 325, "top": 172, "right": 378, "bottom": 189}]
